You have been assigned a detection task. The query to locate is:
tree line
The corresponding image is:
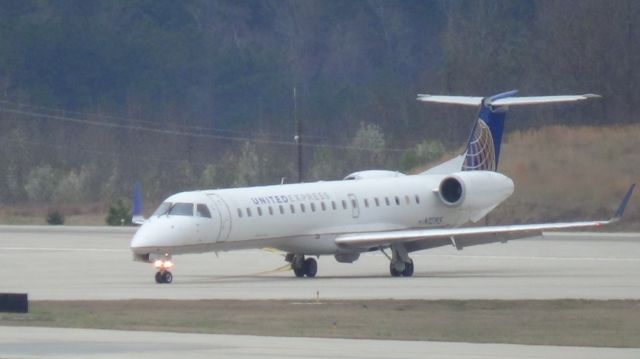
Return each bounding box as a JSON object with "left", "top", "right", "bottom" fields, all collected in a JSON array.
[{"left": 0, "top": 0, "right": 637, "bottom": 206}]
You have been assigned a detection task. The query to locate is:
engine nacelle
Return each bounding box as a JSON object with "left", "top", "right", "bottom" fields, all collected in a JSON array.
[
  {"left": 436, "top": 171, "right": 514, "bottom": 212},
  {"left": 344, "top": 170, "right": 405, "bottom": 180}
]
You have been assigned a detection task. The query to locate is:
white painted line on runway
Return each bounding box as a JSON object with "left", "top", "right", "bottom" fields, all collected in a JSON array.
[
  {"left": 423, "top": 254, "right": 640, "bottom": 262},
  {"left": 0, "top": 247, "right": 128, "bottom": 252},
  {"left": 544, "top": 232, "right": 640, "bottom": 238},
  {"left": 368, "top": 252, "right": 640, "bottom": 262}
]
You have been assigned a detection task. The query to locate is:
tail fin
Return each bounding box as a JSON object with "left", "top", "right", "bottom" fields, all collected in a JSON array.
[
  {"left": 461, "top": 91, "right": 513, "bottom": 171},
  {"left": 417, "top": 91, "right": 599, "bottom": 172},
  {"left": 132, "top": 181, "right": 145, "bottom": 225}
]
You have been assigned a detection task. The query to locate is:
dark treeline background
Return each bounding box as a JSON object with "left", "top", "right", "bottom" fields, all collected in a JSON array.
[{"left": 0, "top": 0, "right": 638, "bottom": 205}]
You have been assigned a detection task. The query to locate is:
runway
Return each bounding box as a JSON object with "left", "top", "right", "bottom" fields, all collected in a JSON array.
[
  {"left": 1, "top": 326, "right": 639, "bottom": 359},
  {"left": 0, "top": 225, "right": 639, "bottom": 300}
]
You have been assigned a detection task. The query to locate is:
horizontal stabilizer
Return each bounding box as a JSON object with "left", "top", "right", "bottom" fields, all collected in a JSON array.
[
  {"left": 416, "top": 95, "right": 483, "bottom": 106},
  {"left": 416, "top": 93, "right": 599, "bottom": 107},
  {"left": 489, "top": 94, "right": 600, "bottom": 107}
]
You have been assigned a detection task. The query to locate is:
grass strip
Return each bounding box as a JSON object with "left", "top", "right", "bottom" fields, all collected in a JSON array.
[{"left": 1, "top": 299, "right": 639, "bottom": 347}]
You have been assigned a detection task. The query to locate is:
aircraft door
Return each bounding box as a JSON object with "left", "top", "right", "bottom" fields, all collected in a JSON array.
[
  {"left": 194, "top": 203, "right": 218, "bottom": 244},
  {"left": 207, "top": 194, "right": 232, "bottom": 242},
  {"left": 348, "top": 193, "right": 359, "bottom": 219}
]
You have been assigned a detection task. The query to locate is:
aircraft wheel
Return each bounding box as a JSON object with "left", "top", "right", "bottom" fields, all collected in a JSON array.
[
  {"left": 389, "top": 263, "right": 402, "bottom": 277},
  {"left": 162, "top": 271, "right": 173, "bottom": 284},
  {"left": 293, "top": 266, "right": 306, "bottom": 277},
  {"left": 292, "top": 256, "right": 306, "bottom": 277},
  {"left": 402, "top": 259, "right": 414, "bottom": 277},
  {"left": 304, "top": 258, "right": 317, "bottom": 278},
  {"left": 155, "top": 271, "right": 163, "bottom": 284}
]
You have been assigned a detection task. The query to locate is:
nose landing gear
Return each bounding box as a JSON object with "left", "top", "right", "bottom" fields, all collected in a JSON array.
[
  {"left": 152, "top": 257, "right": 174, "bottom": 284},
  {"left": 155, "top": 270, "right": 173, "bottom": 284}
]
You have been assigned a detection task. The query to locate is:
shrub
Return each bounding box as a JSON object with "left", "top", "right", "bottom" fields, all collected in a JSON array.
[
  {"left": 46, "top": 210, "right": 65, "bottom": 225},
  {"left": 24, "top": 165, "right": 60, "bottom": 202},
  {"left": 106, "top": 199, "right": 132, "bottom": 226}
]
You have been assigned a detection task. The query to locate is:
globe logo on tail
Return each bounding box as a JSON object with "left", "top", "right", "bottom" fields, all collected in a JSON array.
[{"left": 462, "top": 119, "right": 496, "bottom": 171}]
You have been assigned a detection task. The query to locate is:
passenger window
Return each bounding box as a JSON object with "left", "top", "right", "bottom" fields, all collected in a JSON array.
[
  {"left": 279, "top": 205, "right": 284, "bottom": 214},
  {"left": 237, "top": 208, "right": 243, "bottom": 218},
  {"left": 342, "top": 200, "right": 347, "bottom": 209},
  {"left": 415, "top": 195, "right": 420, "bottom": 204},
  {"left": 321, "top": 202, "right": 326, "bottom": 211},
  {"left": 394, "top": 196, "right": 400, "bottom": 205},
  {"left": 374, "top": 198, "right": 380, "bottom": 207},
  {"left": 351, "top": 199, "right": 357, "bottom": 208},
  {"left": 268, "top": 206, "right": 274, "bottom": 215},
  {"left": 153, "top": 202, "right": 172, "bottom": 216},
  {"left": 257, "top": 207, "right": 263, "bottom": 216},
  {"left": 405, "top": 195, "right": 410, "bottom": 205},
  {"left": 168, "top": 203, "right": 193, "bottom": 216},
  {"left": 364, "top": 199, "right": 369, "bottom": 208},
  {"left": 246, "top": 208, "right": 252, "bottom": 217},
  {"left": 311, "top": 203, "right": 316, "bottom": 212},
  {"left": 300, "top": 203, "right": 306, "bottom": 213},
  {"left": 196, "top": 204, "right": 212, "bottom": 218},
  {"left": 331, "top": 201, "right": 337, "bottom": 210},
  {"left": 385, "top": 197, "right": 390, "bottom": 206},
  {"left": 290, "top": 204, "right": 296, "bottom": 214}
]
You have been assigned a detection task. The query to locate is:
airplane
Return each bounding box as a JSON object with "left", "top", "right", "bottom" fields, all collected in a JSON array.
[{"left": 130, "top": 90, "right": 635, "bottom": 284}]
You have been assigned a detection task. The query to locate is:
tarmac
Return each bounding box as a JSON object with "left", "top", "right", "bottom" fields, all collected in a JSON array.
[
  {"left": 1, "top": 226, "right": 639, "bottom": 358},
  {"left": 0, "top": 226, "right": 638, "bottom": 300},
  {"left": 1, "top": 326, "right": 639, "bottom": 359}
]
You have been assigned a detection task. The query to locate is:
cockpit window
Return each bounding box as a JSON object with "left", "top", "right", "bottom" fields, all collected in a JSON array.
[
  {"left": 168, "top": 203, "right": 194, "bottom": 216},
  {"left": 153, "top": 202, "right": 172, "bottom": 216},
  {"left": 196, "top": 204, "right": 212, "bottom": 218}
]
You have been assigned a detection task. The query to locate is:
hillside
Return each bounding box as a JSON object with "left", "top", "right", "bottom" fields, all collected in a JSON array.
[
  {"left": 1, "top": 124, "right": 638, "bottom": 229},
  {"left": 420, "top": 124, "right": 640, "bottom": 230},
  {"left": 1, "top": 1, "right": 639, "bottom": 204}
]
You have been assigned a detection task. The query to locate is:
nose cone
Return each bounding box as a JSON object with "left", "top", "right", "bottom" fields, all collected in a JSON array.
[{"left": 130, "top": 222, "right": 158, "bottom": 254}]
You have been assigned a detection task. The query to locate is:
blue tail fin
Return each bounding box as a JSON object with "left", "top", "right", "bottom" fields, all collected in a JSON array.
[
  {"left": 132, "top": 181, "right": 146, "bottom": 225},
  {"left": 132, "top": 182, "right": 143, "bottom": 216},
  {"left": 461, "top": 90, "right": 517, "bottom": 172}
]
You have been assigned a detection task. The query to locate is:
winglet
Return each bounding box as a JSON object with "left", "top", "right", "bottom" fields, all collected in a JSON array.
[
  {"left": 132, "top": 181, "right": 146, "bottom": 225},
  {"left": 612, "top": 183, "right": 635, "bottom": 221}
]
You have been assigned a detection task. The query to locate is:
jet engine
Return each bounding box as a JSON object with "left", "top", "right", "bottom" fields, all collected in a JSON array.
[{"left": 436, "top": 171, "right": 514, "bottom": 212}]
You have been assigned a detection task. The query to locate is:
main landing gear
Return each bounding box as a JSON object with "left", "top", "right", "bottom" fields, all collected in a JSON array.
[
  {"left": 286, "top": 254, "right": 317, "bottom": 278},
  {"left": 383, "top": 243, "right": 414, "bottom": 277},
  {"left": 153, "top": 257, "right": 174, "bottom": 284}
]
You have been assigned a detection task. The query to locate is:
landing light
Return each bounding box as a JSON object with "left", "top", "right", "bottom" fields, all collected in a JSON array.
[{"left": 153, "top": 259, "right": 174, "bottom": 269}]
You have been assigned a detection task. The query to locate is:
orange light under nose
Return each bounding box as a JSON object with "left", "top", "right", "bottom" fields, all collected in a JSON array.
[{"left": 153, "top": 259, "right": 174, "bottom": 269}]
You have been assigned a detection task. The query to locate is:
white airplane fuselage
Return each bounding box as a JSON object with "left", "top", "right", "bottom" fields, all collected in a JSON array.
[
  {"left": 130, "top": 170, "right": 514, "bottom": 259},
  {"left": 130, "top": 91, "right": 617, "bottom": 283}
]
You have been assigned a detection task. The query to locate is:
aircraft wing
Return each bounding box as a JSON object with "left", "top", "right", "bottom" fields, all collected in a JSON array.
[{"left": 335, "top": 184, "right": 635, "bottom": 248}]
